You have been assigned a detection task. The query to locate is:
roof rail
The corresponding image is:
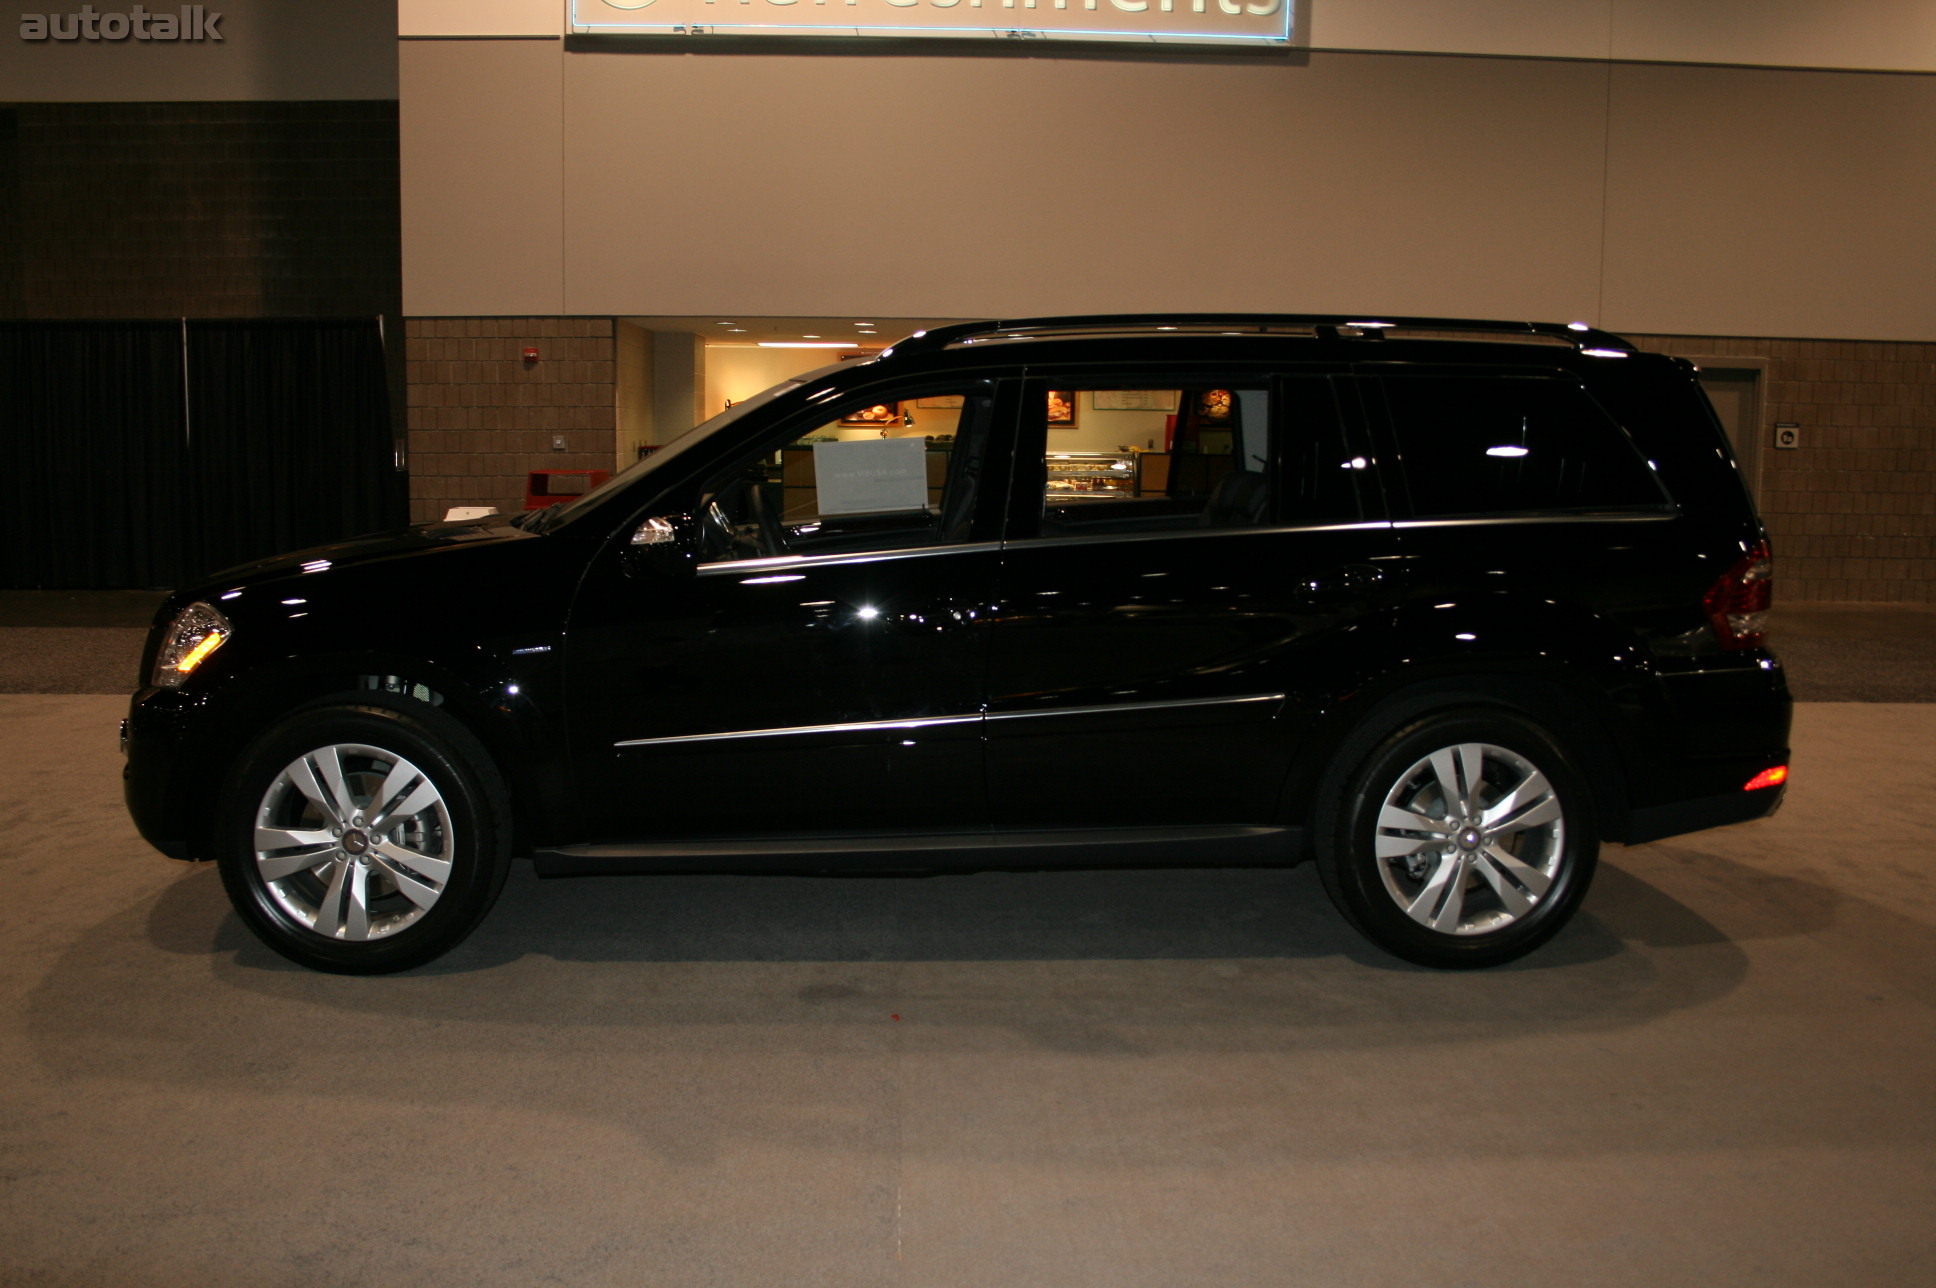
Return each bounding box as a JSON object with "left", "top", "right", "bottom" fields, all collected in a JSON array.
[{"left": 882, "top": 314, "right": 1636, "bottom": 357}]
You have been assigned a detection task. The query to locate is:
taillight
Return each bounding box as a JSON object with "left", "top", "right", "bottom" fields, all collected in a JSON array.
[
  {"left": 1703, "top": 540, "right": 1772, "bottom": 649},
  {"left": 1744, "top": 765, "right": 1788, "bottom": 791}
]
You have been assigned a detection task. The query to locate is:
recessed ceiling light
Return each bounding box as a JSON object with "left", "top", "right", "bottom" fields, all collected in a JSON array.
[
  {"left": 715, "top": 321, "right": 736, "bottom": 326},
  {"left": 802, "top": 335, "right": 821, "bottom": 339}
]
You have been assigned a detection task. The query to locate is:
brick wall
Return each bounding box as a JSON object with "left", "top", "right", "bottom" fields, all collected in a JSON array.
[
  {"left": 0, "top": 101, "right": 399, "bottom": 320},
  {"left": 1630, "top": 334, "right": 1936, "bottom": 604},
  {"left": 404, "top": 318, "right": 616, "bottom": 523}
]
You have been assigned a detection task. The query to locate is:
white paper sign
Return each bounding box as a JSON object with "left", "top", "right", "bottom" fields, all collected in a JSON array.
[
  {"left": 1093, "top": 389, "right": 1179, "bottom": 412},
  {"left": 812, "top": 438, "right": 930, "bottom": 516}
]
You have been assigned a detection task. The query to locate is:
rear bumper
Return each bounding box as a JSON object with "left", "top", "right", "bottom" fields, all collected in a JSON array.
[
  {"left": 1625, "top": 781, "right": 1785, "bottom": 845},
  {"left": 1615, "top": 652, "right": 1791, "bottom": 844}
]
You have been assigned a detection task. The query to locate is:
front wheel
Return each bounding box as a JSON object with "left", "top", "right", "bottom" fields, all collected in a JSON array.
[
  {"left": 214, "top": 702, "right": 512, "bottom": 974},
  {"left": 1317, "top": 709, "right": 1599, "bottom": 969}
]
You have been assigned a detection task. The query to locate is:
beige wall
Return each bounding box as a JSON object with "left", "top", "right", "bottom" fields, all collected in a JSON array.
[{"left": 403, "top": 43, "right": 1936, "bottom": 342}]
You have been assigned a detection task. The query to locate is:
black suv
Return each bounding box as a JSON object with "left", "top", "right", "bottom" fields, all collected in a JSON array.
[{"left": 125, "top": 315, "right": 1791, "bottom": 974}]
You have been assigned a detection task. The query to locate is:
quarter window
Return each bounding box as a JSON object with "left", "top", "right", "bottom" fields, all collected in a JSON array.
[{"left": 1379, "top": 376, "right": 1669, "bottom": 518}]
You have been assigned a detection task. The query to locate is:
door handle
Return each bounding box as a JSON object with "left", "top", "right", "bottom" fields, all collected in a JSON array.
[{"left": 1298, "top": 563, "right": 1385, "bottom": 598}]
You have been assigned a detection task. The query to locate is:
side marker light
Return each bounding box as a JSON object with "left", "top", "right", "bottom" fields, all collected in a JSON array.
[{"left": 1744, "top": 765, "right": 1788, "bottom": 791}]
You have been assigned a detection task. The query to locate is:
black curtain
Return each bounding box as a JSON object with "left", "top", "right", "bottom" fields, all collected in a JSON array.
[
  {"left": 0, "top": 318, "right": 403, "bottom": 589},
  {"left": 184, "top": 319, "right": 401, "bottom": 580},
  {"left": 0, "top": 320, "right": 191, "bottom": 588}
]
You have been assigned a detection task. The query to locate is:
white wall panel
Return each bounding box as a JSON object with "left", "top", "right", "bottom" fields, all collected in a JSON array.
[
  {"left": 1309, "top": 0, "right": 1613, "bottom": 62},
  {"left": 1308, "top": 0, "right": 1936, "bottom": 73},
  {"left": 399, "top": 0, "right": 565, "bottom": 38},
  {"left": 402, "top": 40, "right": 1936, "bottom": 339},
  {"left": 401, "top": 41, "right": 565, "bottom": 315},
  {"left": 1601, "top": 62, "right": 1936, "bottom": 340},
  {"left": 557, "top": 50, "right": 1610, "bottom": 322},
  {"left": 1611, "top": 0, "right": 1936, "bottom": 75}
]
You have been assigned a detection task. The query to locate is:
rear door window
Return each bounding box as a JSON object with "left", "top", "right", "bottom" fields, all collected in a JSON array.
[{"left": 1017, "top": 375, "right": 1363, "bottom": 539}]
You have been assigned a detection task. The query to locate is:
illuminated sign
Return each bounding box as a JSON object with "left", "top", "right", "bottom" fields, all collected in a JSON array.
[{"left": 570, "top": 0, "right": 1292, "bottom": 46}]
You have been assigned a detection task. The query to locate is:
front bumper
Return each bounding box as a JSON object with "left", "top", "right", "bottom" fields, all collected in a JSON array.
[{"left": 123, "top": 685, "right": 212, "bottom": 859}]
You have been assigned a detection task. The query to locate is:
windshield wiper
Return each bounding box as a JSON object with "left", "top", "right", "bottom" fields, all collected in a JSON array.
[{"left": 514, "top": 505, "right": 567, "bottom": 534}]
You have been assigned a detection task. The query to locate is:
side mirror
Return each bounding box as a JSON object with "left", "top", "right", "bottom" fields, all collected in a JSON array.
[
  {"left": 631, "top": 517, "right": 678, "bottom": 548},
  {"left": 622, "top": 513, "right": 697, "bottom": 576}
]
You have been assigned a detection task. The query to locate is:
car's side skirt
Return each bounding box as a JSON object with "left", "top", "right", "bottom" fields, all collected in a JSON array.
[{"left": 532, "top": 824, "right": 1302, "bottom": 876}]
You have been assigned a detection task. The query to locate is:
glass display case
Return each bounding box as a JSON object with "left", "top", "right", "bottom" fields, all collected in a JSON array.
[{"left": 1044, "top": 452, "right": 1136, "bottom": 501}]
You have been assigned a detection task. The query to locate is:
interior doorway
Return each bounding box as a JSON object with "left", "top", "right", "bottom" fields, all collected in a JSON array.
[{"left": 1695, "top": 364, "right": 1766, "bottom": 500}]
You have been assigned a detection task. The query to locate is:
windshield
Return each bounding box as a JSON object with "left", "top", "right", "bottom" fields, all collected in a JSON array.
[{"left": 533, "top": 372, "right": 822, "bottom": 530}]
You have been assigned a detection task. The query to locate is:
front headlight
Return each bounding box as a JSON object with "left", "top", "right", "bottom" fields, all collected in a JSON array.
[{"left": 151, "top": 602, "right": 233, "bottom": 687}]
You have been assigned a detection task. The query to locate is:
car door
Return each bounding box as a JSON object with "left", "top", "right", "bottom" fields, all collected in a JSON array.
[
  {"left": 981, "top": 369, "right": 1395, "bottom": 832},
  {"left": 564, "top": 377, "right": 1022, "bottom": 842}
]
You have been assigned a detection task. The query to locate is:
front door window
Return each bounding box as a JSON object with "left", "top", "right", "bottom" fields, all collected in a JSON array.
[{"left": 697, "top": 387, "right": 996, "bottom": 563}]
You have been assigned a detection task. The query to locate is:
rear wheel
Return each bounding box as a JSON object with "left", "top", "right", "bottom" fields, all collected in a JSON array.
[
  {"left": 214, "top": 701, "right": 512, "bottom": 974},
  {"left": 1317, "top": 709, "right": 1598, "bottom": 968}
]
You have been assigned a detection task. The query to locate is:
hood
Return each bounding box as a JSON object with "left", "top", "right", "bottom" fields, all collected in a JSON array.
[{"left": 194, "top": 517, "right": 534, "bottom": 591}]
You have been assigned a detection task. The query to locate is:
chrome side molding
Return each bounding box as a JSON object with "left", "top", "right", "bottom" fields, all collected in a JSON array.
[{"left": 615, "top": 692, "right": 1286, "bottom": 749}]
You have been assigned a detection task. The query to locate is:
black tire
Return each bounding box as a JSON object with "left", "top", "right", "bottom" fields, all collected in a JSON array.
[
  {"left": 214, "top": 701, "right": 513, "bottom": 975},
  {"left": 1316, "top": 707, "right": 1598, "bottom": 969}
]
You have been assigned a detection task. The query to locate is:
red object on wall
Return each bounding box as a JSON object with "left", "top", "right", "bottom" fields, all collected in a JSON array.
[
  {"left": 524, "top": 469, "right": 610, "bottom": 509},
  {"left": 521, "top": 347, "right": 540, "bottom": 363}
]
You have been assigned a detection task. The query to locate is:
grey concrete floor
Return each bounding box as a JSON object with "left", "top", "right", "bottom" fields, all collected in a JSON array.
[{"left": 1, "top": 692, "right": 1933, "bottom": 1286}]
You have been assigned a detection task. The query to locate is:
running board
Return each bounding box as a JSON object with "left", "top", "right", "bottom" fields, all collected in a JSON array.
[{"left": 531, "top": 825, "right": 1300, "bottom": 876}]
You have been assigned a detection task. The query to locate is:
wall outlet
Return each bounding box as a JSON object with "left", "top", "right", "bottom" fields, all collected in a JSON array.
[{"left": 1774, "top": 423, "right": 1800, "bottom": 449}]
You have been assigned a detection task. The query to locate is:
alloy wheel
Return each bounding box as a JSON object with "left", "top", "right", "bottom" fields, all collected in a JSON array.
[
  {"left": 1371, "top": 741, "right": 1567, "bottom": 936},
  {"left": 251, "top": 742, "right": 455, "bottom": 942}
]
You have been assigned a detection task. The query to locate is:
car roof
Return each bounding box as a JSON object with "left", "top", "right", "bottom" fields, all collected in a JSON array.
[{"left": 879, "top": 313, "right": 1637, "bottom": 361}]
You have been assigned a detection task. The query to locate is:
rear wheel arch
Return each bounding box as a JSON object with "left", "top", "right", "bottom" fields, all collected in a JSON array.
[{"left": 1282, "top": 671, "right": 1634, "bottom": 845}]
